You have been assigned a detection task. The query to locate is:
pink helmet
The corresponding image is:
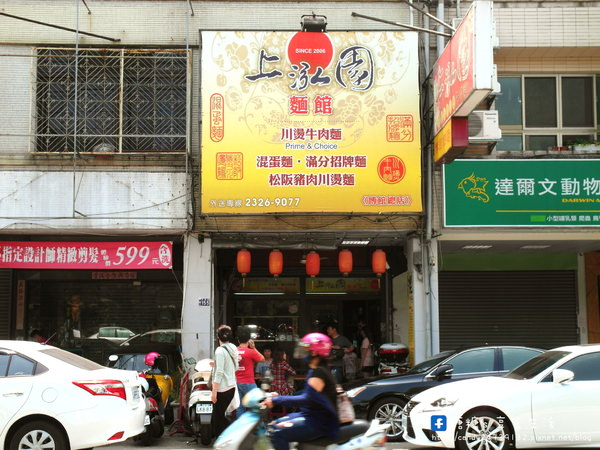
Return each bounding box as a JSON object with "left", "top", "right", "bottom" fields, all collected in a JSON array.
[
  {"left": 300, "top": 332, "right": 332, "bottom": 357},
  {"left": 144, "top": 352, "right": 160, "bottom": 367}
]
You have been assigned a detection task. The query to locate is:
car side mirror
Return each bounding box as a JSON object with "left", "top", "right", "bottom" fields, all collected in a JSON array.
[
  {"left": 552, "top": 368, "right": 574, "bottom": 384},
  {"left": 426, "top": 364, "right": 454, "bottom": 379},
  {"left": 108, "top": 354, "right": 119, "bottom": 362}
]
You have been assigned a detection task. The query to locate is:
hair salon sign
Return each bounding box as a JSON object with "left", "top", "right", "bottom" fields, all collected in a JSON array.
[{"left": 0, "top": 241, "right": 173, "bottom": 269}]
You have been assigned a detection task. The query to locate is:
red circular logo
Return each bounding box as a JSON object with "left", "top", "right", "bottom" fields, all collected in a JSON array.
[
  {"left": 377, "top": 155, "right": 406, "bottom": 184},
  {"left": 287, "top": 32, "right": 334, "bottom": 74}
]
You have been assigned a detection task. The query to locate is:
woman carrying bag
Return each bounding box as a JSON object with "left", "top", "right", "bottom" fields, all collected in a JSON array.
[{"left": 211, "top": 324, "right": 239, "bottom": 438}]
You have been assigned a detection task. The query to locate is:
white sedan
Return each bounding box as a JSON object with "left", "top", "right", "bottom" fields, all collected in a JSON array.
[
  {"left": 0, "top": 340, "right": 145, "bottom": 449},
  {"left": 403, "top": 344, "right": 600, "bottom": 450}
]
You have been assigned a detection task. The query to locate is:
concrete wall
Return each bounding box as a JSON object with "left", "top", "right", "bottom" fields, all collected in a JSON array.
[{"left": 0, "top": 170, "right": 188, "bottom": 232}]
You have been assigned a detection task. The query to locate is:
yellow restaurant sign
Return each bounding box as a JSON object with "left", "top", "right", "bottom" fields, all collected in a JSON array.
[{"left": 201, "top": 31, "right": 422, "bottom": 214}]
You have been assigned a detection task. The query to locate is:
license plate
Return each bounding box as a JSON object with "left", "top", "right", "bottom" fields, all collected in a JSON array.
[
  {"left": 144, "top": 415, "right": 150, "bottom": 426},
  {"left": 196, "top": 403, "right": 213, "bottom": 414},
  {"left": 132, "top": 386, "right": 140, "bottom": 401}
]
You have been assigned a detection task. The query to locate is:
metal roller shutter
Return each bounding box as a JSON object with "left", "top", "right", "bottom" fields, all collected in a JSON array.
[
  {"left": 439, "top": 270, "right": 578, "bottom": 350},
  {"left": 0, "top": 270, "right": 12, "bottom": 339}
]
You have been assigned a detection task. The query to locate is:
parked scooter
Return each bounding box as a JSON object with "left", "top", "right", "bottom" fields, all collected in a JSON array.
[
  {"left": 135, "top": 352, "right": 172, "bottom": 445},
  {"left": 187, "top": 358, "right": 214, "bottom": 445},
  {"left": 213, "top": 380, "right": 389, "bottom": 450},
  {"left": 137, "top": 376, "right": 165, "bottom": 445},
  {"left": 376, "top": 343, "right": 410, "bottom": 375}
]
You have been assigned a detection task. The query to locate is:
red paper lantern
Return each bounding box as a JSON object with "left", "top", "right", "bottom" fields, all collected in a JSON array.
[
  {"left": 236, "top": 249, "right": 251, "bottom": 277},
  {"left": 269, "top": 249, "right": 283, "bottom": 277},
  {"left": 372, "top": 249, "right": 387, "bottom": 277},
  {"left": 338, "top": 249, "right": 353, "bottom": 276},
  {"left": 305, "top": 251, "right": 320, "bottom": 277}
]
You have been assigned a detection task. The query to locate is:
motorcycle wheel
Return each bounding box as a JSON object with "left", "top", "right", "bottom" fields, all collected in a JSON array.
[
  {"left": 139, "top": 430, "right": 154, "bottom": 446},
  {"left": 200, "top": 424, "right": 212, "bottom": 446}
]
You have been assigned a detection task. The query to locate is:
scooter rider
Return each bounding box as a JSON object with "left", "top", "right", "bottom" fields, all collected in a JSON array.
[{"left": 261, "top": 332, "right": 339, "bottom": 450}]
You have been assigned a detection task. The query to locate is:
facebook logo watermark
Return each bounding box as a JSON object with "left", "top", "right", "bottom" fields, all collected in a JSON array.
[{"left": 431, "top": 415, "right": 447, "bottom": 431}]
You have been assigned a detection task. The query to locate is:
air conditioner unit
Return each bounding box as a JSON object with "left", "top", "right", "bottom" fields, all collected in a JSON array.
[{"left": 468, "top": 110, "right": 501, "bottom": 142}]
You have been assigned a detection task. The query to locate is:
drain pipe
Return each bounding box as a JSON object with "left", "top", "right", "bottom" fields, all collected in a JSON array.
[{"left": 423, "top": 0, "right": 446, "bottom": 358}]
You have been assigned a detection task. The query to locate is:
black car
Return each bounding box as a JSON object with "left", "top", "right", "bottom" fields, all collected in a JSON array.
[
  {"left": 106, "top": 329, "right": 182, "bottom": 376},
  {"left": 344, "top": 345, "right": 543, "bottom": 441}
]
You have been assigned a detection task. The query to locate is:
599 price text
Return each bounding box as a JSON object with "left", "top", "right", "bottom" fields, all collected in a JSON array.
[
  {"left": 112, "top": 246, "right": 152, "bottom": 266},
  {"left": 245, "top": 197, "right": 300, "bottom": 207}
]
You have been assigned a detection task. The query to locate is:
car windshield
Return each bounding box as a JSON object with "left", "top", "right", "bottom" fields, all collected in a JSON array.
[
  {"left": 407, "top": 350, "right": 454, "bottom": 374},
  {"left": 40, "top": 348, "right": 104, "bottom": 370},
  {"left": 112, "top": 354, "right": 147, "bottom": 372},
  {"left": 505, "top": 350, "right": 570, "bottom": 380}
]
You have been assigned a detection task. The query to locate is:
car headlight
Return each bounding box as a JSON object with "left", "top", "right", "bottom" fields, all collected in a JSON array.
[
  {"left": 429, "top": 397, "right": 458, "bottom": 408},
  {"left": 346, "top": 386, "right": 367, "bottom": 398}
]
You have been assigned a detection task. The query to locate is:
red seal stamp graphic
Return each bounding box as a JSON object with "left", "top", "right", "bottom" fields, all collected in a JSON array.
[
  {"left": 377, "top": 155, "right": 406, "bottom": 184},
  {"left": 216, "top": 152, "right": 243, "bottom": 180},
  {"left": 386, "top": 115, "right": 413, "bottom": 142},
  {"left": 210, "top": 93, "right": 224, "bottom": 142}
]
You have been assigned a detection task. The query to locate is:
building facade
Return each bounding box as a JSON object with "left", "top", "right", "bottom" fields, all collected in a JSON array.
[{"left": 0, "top": 0, "right": 598, "bottom": 366}]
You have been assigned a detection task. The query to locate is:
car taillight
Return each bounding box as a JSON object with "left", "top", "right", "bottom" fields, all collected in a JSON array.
[{"left": 73, "top": 380, "right": 127, "bottom": 400}]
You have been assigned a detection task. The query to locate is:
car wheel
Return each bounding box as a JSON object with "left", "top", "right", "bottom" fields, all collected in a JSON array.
[
  {"left": 456, "top": 409, "right": 514, "bottom": 450},
  {"left": 9, "top": 420, "right": 68, "bottom": 450},
  {"left": 369, "top": 397, "right": 407, "bottom": 442}
]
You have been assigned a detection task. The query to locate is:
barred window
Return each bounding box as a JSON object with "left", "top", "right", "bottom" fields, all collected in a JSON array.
[{"left": 35, "top": 48, "right": 188, "bottom": 153}]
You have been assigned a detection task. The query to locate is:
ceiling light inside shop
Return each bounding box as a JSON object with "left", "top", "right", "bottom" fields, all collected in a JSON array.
[
  {"left": 520, "top": 245, "right": 551, "bottom": 249},
  {"left": 306, "top": 292, "right": 347, "bottom": 295},
  {"left": 233, "top": 292, "right": 286, "bottom": 296},
  {"left": 340, "top": 240, "right": 371, "bottom": 246},
  {"left": 461, "top": 245, "right": 493, "bottom": 250}
]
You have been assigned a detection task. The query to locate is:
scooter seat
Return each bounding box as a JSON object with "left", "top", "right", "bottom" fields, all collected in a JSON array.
[{"left": 297, "top": 420, "right": 370, "bottom": 449}]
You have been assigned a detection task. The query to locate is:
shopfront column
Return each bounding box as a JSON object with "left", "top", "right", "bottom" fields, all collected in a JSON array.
[
  {"left": 181, "top": 234, "right": 213, "bottom": 362},
  {"left": 407, "top": 237, "right": 428, "bottom": 363}
]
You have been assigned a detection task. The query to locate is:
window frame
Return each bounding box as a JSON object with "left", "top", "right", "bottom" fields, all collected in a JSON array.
[
  {"left": 0, "top": 350, "right": 40, "bottom": 377},
  {"left": 33, "top": 47, "right": 191, "bottom": 154},
  {"left": 497, "top": 74, "right": 599, "bottom": 152}
]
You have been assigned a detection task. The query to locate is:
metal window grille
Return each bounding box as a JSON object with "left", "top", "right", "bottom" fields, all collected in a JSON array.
[{"left": 35, "top": 48, "right": 188, "bottom": 153}]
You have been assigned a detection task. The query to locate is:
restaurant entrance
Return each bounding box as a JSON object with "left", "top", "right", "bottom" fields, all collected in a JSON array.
[{"left": 215, "top": 248, "right": 390, "bottom": 371}]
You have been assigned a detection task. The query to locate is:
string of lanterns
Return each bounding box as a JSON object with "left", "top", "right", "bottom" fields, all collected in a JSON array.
[{"left": 236, "top": 248, "right": 387, "bottom": 278}]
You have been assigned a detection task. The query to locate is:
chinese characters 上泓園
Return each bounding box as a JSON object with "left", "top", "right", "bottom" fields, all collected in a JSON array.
[{"left": 245, "top": 46, "right": 375, "bottom": 93}]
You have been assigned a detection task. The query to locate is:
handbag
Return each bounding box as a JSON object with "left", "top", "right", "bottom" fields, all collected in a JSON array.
[
  {"left": 227, "top": 386, "right": 240, "bottom": 412},
  {"left": 336, "top": 385, "right": 355, "bottom": 424}
]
